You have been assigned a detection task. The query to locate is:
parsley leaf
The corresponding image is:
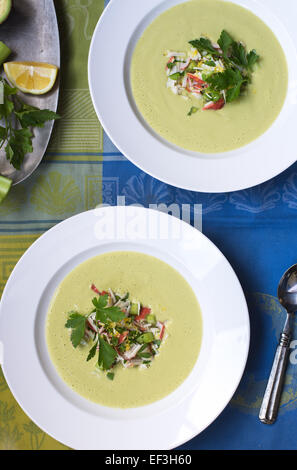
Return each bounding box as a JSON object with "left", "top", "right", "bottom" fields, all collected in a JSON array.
[
  {"left": 5, "top": 128, "right": 33, "bottom": 170},
  {"left": 92, "top": 294, "right": 125, "bottom": 324},
  {"left": 87, "top": 341, "right": 98, "bottom": 361},
  {"left": 217, "top": 30, "right": 234, "bottom": 56},
  {"left": 205, "top": 68, "right": 240, "bottom": 90},
  {"left": 226, "top": 80, "right": 243, "bottom": 102},
  {"left": 247, "top": 49, "right": 260, "bottom": 69},
  {"left": 0, "top": 77, "right": 60, "bottom": 171},
  {"left": 92, "top": 293, "right": 108, "bottom": 309},
  {"left": 65, "top": 312, "right": 87, "bottom": 348},
  {"left": 231, "top": 42, "right": 248, "bottom": 67},
  {"left": 15, "top": 108, "right": 60, "bottom": 128},
  {"left": 189, "top": 37, "right": 219, "bottom": 55},
  {"left": 98, "top": 335, "right": 117, "bottom": 370},
  {"left": 205, "top": 68, "right": 246, "bottom": 103}
]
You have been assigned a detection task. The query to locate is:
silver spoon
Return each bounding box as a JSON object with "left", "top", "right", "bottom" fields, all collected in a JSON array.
[{"left": 259, "top": 264, "right": 297, "bottom": 424}]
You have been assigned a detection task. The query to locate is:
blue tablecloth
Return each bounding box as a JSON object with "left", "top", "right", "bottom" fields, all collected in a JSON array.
[
  {"left": 103, "top": 0, "right": 297, "bottom": 450},
  {"left": 104, "top": 132, "right": 297, "bottom": 451}
]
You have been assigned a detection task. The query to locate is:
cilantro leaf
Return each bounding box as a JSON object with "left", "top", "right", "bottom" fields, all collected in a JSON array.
[
  {"left": 98, "top": 335, "right": 117, "bottom": 370},
  {"left": 65, "top": 312, "right": 87, "bottom": 348},
  {"left": 87, "top": 341, "right": 98, "bottom": 361},
  {"left": 189, "top": 37, "right": 219, "bottom": 55}
]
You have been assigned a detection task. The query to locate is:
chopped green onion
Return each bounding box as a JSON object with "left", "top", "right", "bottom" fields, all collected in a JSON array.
[
  {"left": 138, "top": 353, "right": 152, "bottom": 359},
  {"left": 107, "top": 372, "right": 114, "bottom": 381},
  {"left": 130, "top": 303, "right": 139, "bottom": 315},
  {"left": 188, "top": 106, "right": 199, "bottom": 116},
  {"left": 169, "top": 72, "right": 184, "bottom": 81},
  {"left": 146, "top": 314, "right": 156, "bottom": 325},
  {"left": 137, "top": 332, "right": 154, "bottom": 344},
  {"left": 167, "top": 61, "right": 176, "bottom": 69}
]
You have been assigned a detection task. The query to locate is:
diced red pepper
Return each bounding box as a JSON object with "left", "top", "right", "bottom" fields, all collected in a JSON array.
[
  {"left": 118, "top": 331, "right": 129, "bottom": 345},
  {"left": 135, "top": 307, "right": 151, "bottom": 322},
  {"left": 159, "top": 322, "right": 165, "bottom": 340},
  {"left": 90, "top": 284, "right": 108, "bottom": 296},
  {"left": 187, "top": 73, "right": 207, "bottom": 87},
  {"left": 202, "top": 97, "right": 225, "bottom": 111},
  {"left": 91, "top": 283, "right": 100, "bottom": 294},
  {"left": 166, "top": 56, "right": 175, "bottom": 69}
]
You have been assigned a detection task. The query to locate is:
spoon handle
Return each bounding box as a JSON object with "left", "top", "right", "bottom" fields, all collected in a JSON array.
[{"left": 259, "top": 330, "right": 291, "bottom": 424}]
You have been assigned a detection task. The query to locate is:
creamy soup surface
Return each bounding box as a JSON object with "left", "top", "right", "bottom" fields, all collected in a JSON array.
[
  {"left": 131, "top": 0, "right": 288, "bottom": 153},
  {"left": 46, "top": 251, "right": 203, "bottom": 408}
]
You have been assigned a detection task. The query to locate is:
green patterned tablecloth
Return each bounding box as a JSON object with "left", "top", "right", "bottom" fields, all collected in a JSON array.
[{"left": 0, "top": 0, "right": 105, "bottom": 450}]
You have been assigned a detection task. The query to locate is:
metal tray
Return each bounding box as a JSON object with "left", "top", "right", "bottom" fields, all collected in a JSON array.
[{"left": 0, "top": 0, "right": 60, "bottom": 185}]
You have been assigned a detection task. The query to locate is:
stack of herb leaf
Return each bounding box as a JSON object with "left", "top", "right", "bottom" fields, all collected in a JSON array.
[
  {"left": 65, "top": 286, "right": 166, "bottom": 380},
  {"left": 166, "top": 29, "right": 260, "bottom": 113},
  {"left": 0, "top": 39, "right": 60, "bottom": 203}
]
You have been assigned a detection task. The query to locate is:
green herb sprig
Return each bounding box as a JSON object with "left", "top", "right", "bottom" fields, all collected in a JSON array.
[
  {"left": 0, "top": 78, "right": 60, "bottom": 170},
  {"left": 65, "top": 287, "right": 166, "bottom": 380},
  {"left": 191, "top": 30, "right": 260, "bottom": 104},
  {"left": 65, "top": 294, "right": 125, "bottom": 374}
]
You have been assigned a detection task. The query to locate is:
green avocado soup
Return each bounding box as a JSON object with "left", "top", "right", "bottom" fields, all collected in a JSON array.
[
  {"left": 131, "top": 0, "right": 288, "bottom": 153},
  {"left": 46, "top": 251, "right": 203, "bottom": 408}
]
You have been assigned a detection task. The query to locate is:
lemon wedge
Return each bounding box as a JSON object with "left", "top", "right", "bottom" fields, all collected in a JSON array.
[{"left": 4, "top": 62, "right": 58, "bottom": 95}]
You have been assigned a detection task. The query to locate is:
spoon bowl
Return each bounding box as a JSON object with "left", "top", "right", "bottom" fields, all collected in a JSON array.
[
  {"left": 259, "top": 263, "right": 297, "bottom": 424},
  {"left": 278, "top": 264, "right": 297, "bottom": 313}
]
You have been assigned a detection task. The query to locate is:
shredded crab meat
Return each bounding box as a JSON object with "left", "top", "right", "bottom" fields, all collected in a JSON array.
[
  {"left": 165, "top": 47, "right": 227, "bottom": 110},
  {"left": 123, "top": 343, "right": 142, "bottom": 360},
  {"left": 166, "top": 51, "right": 186, "bottom": 58}
]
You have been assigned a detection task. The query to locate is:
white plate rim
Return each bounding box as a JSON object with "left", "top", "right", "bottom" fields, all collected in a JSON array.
[
  {"left": 88, "top": 0, "right": 297, "bottom": 193},
  {"left": 0, "top": 207, "right": 250, "bottom": 449}
]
